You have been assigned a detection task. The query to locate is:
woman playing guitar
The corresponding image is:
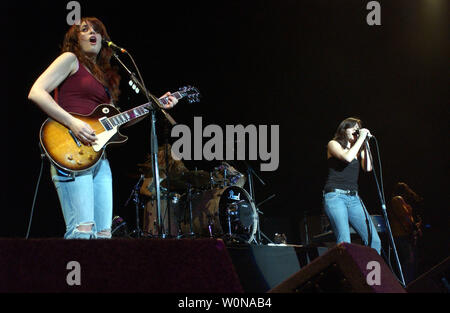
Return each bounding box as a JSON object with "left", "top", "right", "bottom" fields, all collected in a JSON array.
[{"left": 28, "top": 17, "right": 178, "bottom": 239}]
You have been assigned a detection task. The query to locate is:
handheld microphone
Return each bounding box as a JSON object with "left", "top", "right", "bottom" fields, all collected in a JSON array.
[
  {"left": 354, "top": 129, "right": 373, "bottom": 139},
  {"left": 102, "top": 38, "right": 127, "bottom": 53}
]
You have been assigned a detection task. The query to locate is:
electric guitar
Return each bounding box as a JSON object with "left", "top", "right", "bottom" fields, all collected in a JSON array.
[{"left": 39, "top": 86, "right": 200, "bottom": 172}]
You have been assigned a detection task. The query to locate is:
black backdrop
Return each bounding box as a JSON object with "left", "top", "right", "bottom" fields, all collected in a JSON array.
[{"left": 3, "top": 1, "right": 449, "bottom": 276}]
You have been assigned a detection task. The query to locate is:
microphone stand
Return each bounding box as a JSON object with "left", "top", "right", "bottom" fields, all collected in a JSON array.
[
  {"left": 365, "top": 138, "right": 406, "bottom": 287},
  {"left": 112, "top": 52, "right": 176, "bottom": 238},
  {"left": 163, "top": 123, "right": 172, "bottom": 237}
]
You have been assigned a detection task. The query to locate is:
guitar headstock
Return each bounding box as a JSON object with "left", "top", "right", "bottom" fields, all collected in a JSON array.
[{"left": 179, "top": 85, "right": 201, "bottom": 103}]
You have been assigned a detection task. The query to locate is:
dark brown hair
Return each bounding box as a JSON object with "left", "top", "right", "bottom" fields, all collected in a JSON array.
[
  {"left": 61, "top": 17, "right": 120, "bottom": 102},
  {"left": 393, "top": 182, "right": 423, "bottom": 205},
  {"left": 332, "top": 117, "right": 362, "bottom": 149}
]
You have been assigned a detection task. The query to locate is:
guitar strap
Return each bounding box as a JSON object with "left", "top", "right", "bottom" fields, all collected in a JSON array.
[
  {"left": 104, "top": 86, "right": 111, "bottom": 100},
  {"left": 104, "top": 86, "right": 121, "bottom": 111},
  {"left": 44, "top": 166, "right": 76, "bottom": 183}
]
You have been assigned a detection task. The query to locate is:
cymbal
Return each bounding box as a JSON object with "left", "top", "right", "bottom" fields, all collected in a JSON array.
[
  {"left": 182, "top": 170, "right": 210, "bottom": 186},
  {"left": 137, "top": 162, "right": 168, "bottom": 168},
  {"left": 137, "top": 162, "right": 153, "bottom": 169},
  {"left": 126, "top": 173, "right": 142, "bottom": 179},
  {"left": 137, "top": 162, "right": 169, "bottom": 178},
  {"left": 161, "top": 170, "right": 210, "bottom": 190},
  {"left": 161, "top": 177, "right": 189, "bottom": 191}
]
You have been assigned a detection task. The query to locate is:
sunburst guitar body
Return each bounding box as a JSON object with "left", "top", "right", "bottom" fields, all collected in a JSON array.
[
  {"left": 39, "top": 86, "right": 200, "bottom": 173},
  {"left": 40, "top": 104, "right": 126, "bottom": 172}
]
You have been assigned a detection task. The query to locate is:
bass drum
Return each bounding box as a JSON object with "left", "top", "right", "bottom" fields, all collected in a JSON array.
[{"left": 180, "top": 186, "right": 258, "bottom": 243}]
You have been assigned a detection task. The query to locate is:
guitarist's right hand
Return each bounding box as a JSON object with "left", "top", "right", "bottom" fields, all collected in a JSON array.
[{"left": 69, "top": 117, "right": 98, "bottom": 146}]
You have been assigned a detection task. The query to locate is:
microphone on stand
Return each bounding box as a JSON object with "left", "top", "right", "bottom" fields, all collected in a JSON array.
[
  {"left": 354, "top": 129, "right": 373, "bottom": 139},
  {"left": 102, "top": 38, "right": 127, "bottom": 54}
]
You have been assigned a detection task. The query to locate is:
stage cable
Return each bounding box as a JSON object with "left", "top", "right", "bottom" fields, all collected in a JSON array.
[{"left": 26, "top": 144, "right": 46, "bottom": 239}]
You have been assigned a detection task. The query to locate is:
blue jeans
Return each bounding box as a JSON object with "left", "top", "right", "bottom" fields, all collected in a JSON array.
[
  {"left": 323, "top": 189, "right": 381, "bottom": 254},
  {"left": 51, "top": 158, "right": 113, "bottom": 239}
]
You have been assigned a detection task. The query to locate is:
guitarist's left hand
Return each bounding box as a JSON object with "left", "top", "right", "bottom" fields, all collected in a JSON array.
[{"left": 159, "top": 92, "right": 178, "bottom": 109}]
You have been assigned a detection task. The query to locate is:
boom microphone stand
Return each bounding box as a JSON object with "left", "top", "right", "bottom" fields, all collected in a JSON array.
[
  {"left": 365, "top": 138, "right": 406, "bottom": 287},
  {"left": 111, "top": 51, "right": 176, "bottom": 238},
  {"left": 163, "top": 122, "right": 172, "bottom": 237}
]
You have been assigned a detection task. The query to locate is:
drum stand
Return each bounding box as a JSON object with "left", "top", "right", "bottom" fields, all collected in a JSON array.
[
  {"left": 244, "top": 162, "right": 274, "bottom": 245},
  {"left": 177, "top": 184, "right": 196, "bottom": 239},
  {"left": 186, "top": 185, "right": 195, "bottom": 237},
  {"left": 255, "top": 195, "right": 276, "bottom": 244},
  {"left": 125, "top": 174, "right": 146, "bottom": 238},
  {"left": 222, "top": 204, "right": 241, "bottom": 244}
]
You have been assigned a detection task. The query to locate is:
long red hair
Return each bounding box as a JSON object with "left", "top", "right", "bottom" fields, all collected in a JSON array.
[{"left": 61, "top": 17, "right": 121, "bottom": 103}]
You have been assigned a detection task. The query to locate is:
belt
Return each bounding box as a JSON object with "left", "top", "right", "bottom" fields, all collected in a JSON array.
[{"left": 324, "top": 188, "right": 358, "bottom": 196}]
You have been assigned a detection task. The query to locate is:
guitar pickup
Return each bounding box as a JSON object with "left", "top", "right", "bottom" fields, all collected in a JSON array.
[{"left": 68, "top": 130, "right": 82, "bottom": 147}]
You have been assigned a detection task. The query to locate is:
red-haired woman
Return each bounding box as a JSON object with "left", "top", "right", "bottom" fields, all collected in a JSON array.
[
  {"left": 28, "top": 17, "right": 177, "bottom": 239},
  {"left": 389, "top": 182, "right": 423, "bottom": 283},
  {"left": 323, "top": 117, "right": 381, "bottom": 254}
]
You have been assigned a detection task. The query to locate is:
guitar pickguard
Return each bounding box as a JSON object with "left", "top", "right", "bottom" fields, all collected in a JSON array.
[{"left": 92, "top": 126, "right": 118, "bottom": 152}]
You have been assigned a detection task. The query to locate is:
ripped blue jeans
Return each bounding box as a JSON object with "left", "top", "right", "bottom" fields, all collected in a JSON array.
[{"left": 51, "top": 158, "right": 113, "bottom": 239}]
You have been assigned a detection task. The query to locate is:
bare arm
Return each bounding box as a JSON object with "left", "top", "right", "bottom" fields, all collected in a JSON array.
[
  {"left": 327, "top": 129, "right": 370, "bottom": 163},
  {"left": 140, "top": 177, "right": 153, "bottom": 197},
  {"left": 28, "top": 52, "right": 97, "bottom": 145},
  {"left": 360, "top": 142, "right": 373, "bottom": 172}
]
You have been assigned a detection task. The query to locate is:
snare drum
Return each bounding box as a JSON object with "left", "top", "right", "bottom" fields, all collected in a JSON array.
[
  {"left": 212, "top": 162, "right": 246, "bottom": 188},
  {"left": 180, "top": 186, "right": 257, "bottom": 243}
]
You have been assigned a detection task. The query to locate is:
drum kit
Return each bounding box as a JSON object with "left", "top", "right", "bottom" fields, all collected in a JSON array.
[{"left": 122, "top": 161, "right": 264, "bottom": 244}]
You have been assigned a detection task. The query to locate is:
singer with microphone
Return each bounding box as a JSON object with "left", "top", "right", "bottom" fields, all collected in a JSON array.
[
  {"left": 322, "top": 117, "right": 381, "bottom": 254},
  {"left": 28, "top": 17, "right": 178, "bottom": 239}
]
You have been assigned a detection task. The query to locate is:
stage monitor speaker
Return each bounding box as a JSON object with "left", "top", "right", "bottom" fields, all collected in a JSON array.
[
  {"left": 406, "top": 256, "right": 450, "bottom": 293},
  {"left": 227, "top": 244, "right": 301, "bottom": 292},
  {"left": 269, "top": 242, "right": 406, "bottom": 293},
  {"left": 0, "top": 238, "right": 243, "bottom": 293}
]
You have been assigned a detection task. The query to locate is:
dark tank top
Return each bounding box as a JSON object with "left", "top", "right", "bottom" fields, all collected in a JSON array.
[
  {"left": 324, "top": 157, "right": 359, "bottom": 191},
  {"left": 54, "top": 61, "right": 111, "bottom": 115}
]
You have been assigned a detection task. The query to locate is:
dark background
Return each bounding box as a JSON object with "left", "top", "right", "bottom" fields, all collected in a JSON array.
[{"left": 3, "top": 1, "right": 448, "bottom": 277}]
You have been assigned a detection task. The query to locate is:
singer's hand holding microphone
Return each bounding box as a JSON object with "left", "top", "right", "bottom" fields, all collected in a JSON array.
[{"left": 356, "top": 128, "right": 373, "bottom": 140}]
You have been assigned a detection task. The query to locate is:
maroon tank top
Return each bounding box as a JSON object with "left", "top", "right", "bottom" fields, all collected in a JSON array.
[{"left": 55, "top": 61, "right": 111, "bottom": 115}]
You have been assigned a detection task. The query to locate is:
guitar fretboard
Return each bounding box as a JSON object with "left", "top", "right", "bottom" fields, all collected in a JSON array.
[{"left": 105, "top": 92, "right": 184, "bottom": 128}]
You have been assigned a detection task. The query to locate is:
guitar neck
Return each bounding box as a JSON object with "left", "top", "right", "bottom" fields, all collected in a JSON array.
[
  {"left": 106, "top": 92, "right": 185, "bottom": 128},
  {"left": 158, "top": 91, "right": 184, "bottom": 106}
]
